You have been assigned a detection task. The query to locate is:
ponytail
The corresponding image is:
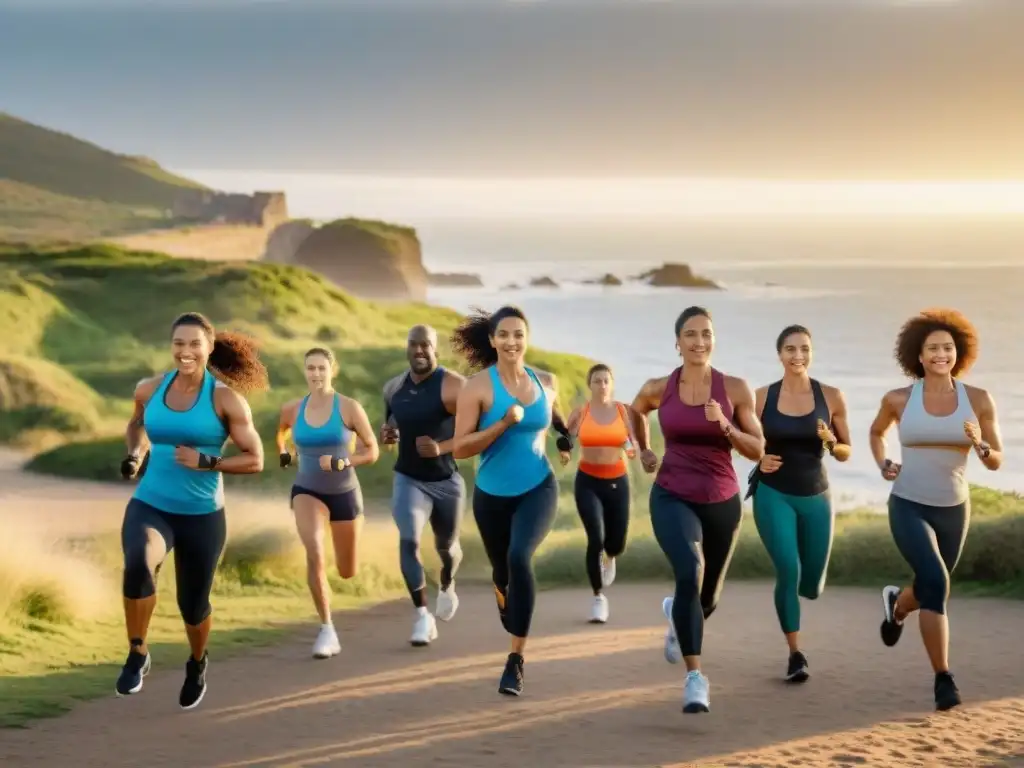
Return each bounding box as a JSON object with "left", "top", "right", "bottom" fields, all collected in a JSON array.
[
  {"left": 171, "top": 312, "right": 270, "bottom": 394},
  {"left": 451, "top": 305, "right": 528, "bottom": 371}
]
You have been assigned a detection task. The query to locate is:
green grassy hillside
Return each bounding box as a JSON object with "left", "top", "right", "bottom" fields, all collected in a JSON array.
[
  {"left": 0, "top": 113, "right": 208, "bottom": 241},
  {"left": 0, "top": 244, "right": 596, "bottom": 496}
]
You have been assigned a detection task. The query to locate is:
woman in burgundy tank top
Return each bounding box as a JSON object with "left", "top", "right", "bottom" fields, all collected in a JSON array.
[{"left": 630, "top": 306, "right": 765, "bottom": 714}]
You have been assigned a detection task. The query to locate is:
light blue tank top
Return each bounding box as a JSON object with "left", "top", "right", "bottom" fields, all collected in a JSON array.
[
  {"left": 292, "top": 393, "right": 358, "bottom": 494},
  {"left": 475, "top": 366, "right": 553, "bottom": 497},
  {"left": 134, "top": 370, "right": 228, "bottom": 514}
]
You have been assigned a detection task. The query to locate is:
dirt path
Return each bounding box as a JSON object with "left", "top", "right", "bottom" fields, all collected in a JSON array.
[{"left": 5, "top": 449, "right": 1024, "bottom": 766}]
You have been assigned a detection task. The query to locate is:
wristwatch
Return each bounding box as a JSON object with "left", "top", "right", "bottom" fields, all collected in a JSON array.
[{"left": 978, "top": 441, "right": 991, "bottom": 459}]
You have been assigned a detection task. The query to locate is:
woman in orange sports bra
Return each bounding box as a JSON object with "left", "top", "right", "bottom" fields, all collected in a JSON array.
[{"left": 565, "top": 363, "right": 638, "bottom": 624}]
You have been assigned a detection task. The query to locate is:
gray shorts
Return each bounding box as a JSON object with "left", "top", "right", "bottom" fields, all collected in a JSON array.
[{"left": 391, "top": 472, "right": 466, "bottom": 541}]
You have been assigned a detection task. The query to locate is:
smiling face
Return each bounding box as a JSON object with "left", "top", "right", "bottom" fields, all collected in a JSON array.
[
  {"left": 171, "top": 324, "right": 212, "bottom": 377},
  {"left": 589, "top": 368, "right": 613, "bottom": 400},
  {"left": 407, "top": 326, "right": 438, "bottom": 376},
  {"left": 920, "top": 330, "right": 957, "bottom": 377},
  {"left": 490, "top": 315, "right": 528, "bottom": 364},
  {"left": 677, "top": 313, "right": 714, "bottom": 365},
  {"left": 778, "top": 331, "right": 812, "bottom": 375},
  {"left": 304, "top": 352, "right": 334, "bottom": 392}
]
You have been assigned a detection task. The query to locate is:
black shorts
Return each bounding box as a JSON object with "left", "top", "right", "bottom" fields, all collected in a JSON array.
[{"left": 290, "top": 485, "right": 364, "bottom": 522}]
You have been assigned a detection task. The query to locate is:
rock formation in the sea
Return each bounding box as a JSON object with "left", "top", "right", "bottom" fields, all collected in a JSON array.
[
  {"left": 502, "top": 282, "right": 521, "bottom": 291},
  {"left": 262, "top": 219, "right": 317, "bottom": 264},
  {"left": 427, "top": 272, "right": 484, "bottom": 287},
  {"left": 529, "top": 276, "right": 559, "bottom": 288},
  {"left": 634, "top": 262, "right": 720, "bottom": 289},
  {"left": 583, "top": 273, "right": 623, "bottom": 286},
  {"left": 289, "top": 218, "right": 428, "bottom": 301}
]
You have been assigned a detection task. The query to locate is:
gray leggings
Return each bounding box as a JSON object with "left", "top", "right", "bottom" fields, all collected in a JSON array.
[
  {"left": 888, "top": 494, "right": 970, "bottom": 615},
  {"left": 391, "top": 472, "right": 466, "bottom": 608}
]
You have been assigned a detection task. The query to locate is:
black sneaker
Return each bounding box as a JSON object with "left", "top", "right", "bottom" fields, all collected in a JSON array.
[
  {"left": 115, "top": 648, "right": 152, "bottom": 696},
  {"left": 934, "top": 671, "right": 961, "bottom": 711},
  {"left": 498, "top": 652, "right": 524, "bottom": 696},
  {"left": 785, "top": 651, "right": 809, "bottom": 683},
  {"left": 179, "top": 651, "right": 208, "bottom": 710},
  {"left": 880, "top": 585, "right": 904, "bottom": 647}
]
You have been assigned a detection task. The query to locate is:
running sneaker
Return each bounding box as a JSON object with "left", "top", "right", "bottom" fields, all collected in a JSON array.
[
  {"left": 312, "top": 624, "right": 342, "bottom": 659},
  {"left": 498, "top": 652, "right": 525, "bottom": 696},
  {"left": 589, "top": 594, "right": 609, "bottom": 624},
  {"left": 786, "top": 650, "right": 810, "bottom": 683},
  {"left": 115, "top": 647, "right": 152, "bottom": 696},
  {"left": 682, "top": 670, "right": 710, "bottom": 713},
  {"left": 662, "top": 596, "right": 681, "bottom": 664},
  {"left": 934, "top": 671, "right": 962, "bottom": 711},
  {"left": 436, "top": 584, "right": 459, "bottom": 622},
  {"left": 410, "top": 611, "right": 438, "bottom": 647},
  {"left": 880, "top": 585, "right": 904, "bottom": 647},
  {"left": 179, "top": 651, "right": 208, "bottom": 710},
  {"left": 601, "top": 554, "right": 617, "bottom": 588}
]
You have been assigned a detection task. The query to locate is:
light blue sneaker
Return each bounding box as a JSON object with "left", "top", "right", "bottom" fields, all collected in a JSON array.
[
  {"left": 683, "top": 669, "right": 711, "bottom": 713},
  {"left": 661, "top": 596, "right": 681, "bottom": 664}
]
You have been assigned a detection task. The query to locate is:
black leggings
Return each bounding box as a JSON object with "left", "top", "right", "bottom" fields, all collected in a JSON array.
[
  {"left": 888, "top": 494, "right": 970, "bottom": 615},
  {"left": 574, "top": 470, "right": 630, "bottom": 594},
  {"left": 649, "top": 483, "right": 743, "bottom": 657},
  {"left": 121, "top": 498, "right": 228, "bottom": 626},
  {"left": 473, "top": 472, "right": 559, "bottom": 638}
]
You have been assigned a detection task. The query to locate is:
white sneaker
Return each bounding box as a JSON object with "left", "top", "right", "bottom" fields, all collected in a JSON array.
[
  {"left": 601, "top": 555, "right": 616, "bottom": 588},
  {"left": 589, "top": 594, "right": 609, "bottom": 624},
  {"left": 436, "top": 584, "right": 459, "bottom": 622},
  {"left": 410, "top": 611, "right": 438, "bottom": 647},
  {"left": 312, "top": 624, "right": 341, "bottom": 659},
  {"left": 662, "top": 597, "right": 681, "bottom": 664},
  {"left": 682, "top": 670, "right": 710, "bottom": 713}
]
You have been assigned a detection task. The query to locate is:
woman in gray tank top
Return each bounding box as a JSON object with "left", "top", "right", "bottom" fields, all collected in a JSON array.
[{"left": 868, "top": 309, "right": 1003, "bottom": 712}]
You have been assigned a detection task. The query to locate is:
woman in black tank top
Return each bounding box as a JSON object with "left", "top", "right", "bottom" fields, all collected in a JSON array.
[{"left": 750, "top": 325, "right": 851, "bottom": 684}]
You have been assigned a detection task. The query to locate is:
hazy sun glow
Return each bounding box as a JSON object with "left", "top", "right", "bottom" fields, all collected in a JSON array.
[{"left": 179, "top": 171, "right": 1024, "bottom": 222}]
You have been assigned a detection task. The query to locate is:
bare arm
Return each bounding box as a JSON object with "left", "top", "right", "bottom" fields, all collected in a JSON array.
[
  {"left": 434, "top": 371, "right": 467, "bottom": 456},
  {"left": 566, "top": 405, "right": 583, "bottom": 437},
  {"left": 630, "top": 376, "right": 668, "bottom": 452},
  {"left": 453, "top": 376, "right": 514, "bottom": 459},
  {"left": 275, "top": 400, "right": 299, "bottom": 455},
  {"left": 826, "top": 387, "right": 852, "bottom": 462},
  {"left": 869, "top": 391, "right": 901, "bottom": 471},
  {"left": 215, "top": 389, "right": 264, "bottom": 474},
  {"left": 971, "top": 388, "right": 1004, "bottom": 471},
  {"left": 723, "top": 377, "right": 765, "bottom": 462},
  {"left": 126, "top": 377, "right": 159, "bottom": 458},
  {"left": 343, "top": 397, "right": 380, "bottom": 467}
]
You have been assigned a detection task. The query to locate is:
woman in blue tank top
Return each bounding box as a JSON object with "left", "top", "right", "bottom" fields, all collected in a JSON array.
[
  {"left": 451, "top": 305, "right": 574, "bottom": 697},
  {"left": 274, "top": 347, "right": 380, "bottom": 659},
  {"left": 115, "top": 312, "right": 268, "bottom": 710}
]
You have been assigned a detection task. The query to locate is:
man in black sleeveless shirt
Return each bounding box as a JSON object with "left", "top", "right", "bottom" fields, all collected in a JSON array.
[{"left": 381, "top": 325, "right": 467, "bottom": 647}]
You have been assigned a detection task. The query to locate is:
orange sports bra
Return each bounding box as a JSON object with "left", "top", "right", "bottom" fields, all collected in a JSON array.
[{"left": 577, "top": 402, "right": 630, "bottom": 448}]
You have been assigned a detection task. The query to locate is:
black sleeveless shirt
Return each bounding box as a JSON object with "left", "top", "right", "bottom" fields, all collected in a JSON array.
[
  {"left": 759, "top": 379, "right": 831, "bottom": 497},
  {"left": 386, "top": 366, "right": 458, "bottom": 483}
]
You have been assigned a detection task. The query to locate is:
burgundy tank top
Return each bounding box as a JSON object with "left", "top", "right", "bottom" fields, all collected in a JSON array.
[{"left": 655, "top": 366, "right": 740, "bottom": 504}]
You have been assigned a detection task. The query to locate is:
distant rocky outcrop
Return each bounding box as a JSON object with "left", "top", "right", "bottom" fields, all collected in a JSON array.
[
  {"left": 529, "top": 276, "right": 559, "bottom": 288},
  {"left": 288, "top": 218, "right": 427, "bottom": 301},
  {"left": 262, "top": 219, "right": 317, "bottom": 264},
  {"left": 427, "top": 272, "right": 484, "bottom": 287},
  {"left": 173, "top": 189, "right": 288, "bottom": 229},
  {"left": 584, "top": 273, "right": 623, "bottom": 286},
  {"left": 634, "top": 262, "right": 720, "bottom": 289}
]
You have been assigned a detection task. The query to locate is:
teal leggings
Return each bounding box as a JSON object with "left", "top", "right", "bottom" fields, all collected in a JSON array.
[{"left": 752, "top": 483, "right": 835, "bottom": 635}]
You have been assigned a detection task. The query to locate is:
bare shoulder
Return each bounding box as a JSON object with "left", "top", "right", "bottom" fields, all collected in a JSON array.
[
  {"left": 641, "top": 375, "right": 670, "bottom": 396},
  {"left": 443, "top": 368, "right": 467, "bottom": 385},
  {"left": 884, "top": 386, "right": 912, "bottom": 407},
  {"left": 532, "top": 367, "right": 557, "bottom": 389},
  {"left": 339, "top": 393, "right": 368, "bottom": 414},
  {"left": 463, "top": 370, "right": 492, "bottom": 395},
  {"left": 279, "top": 397, "right": 303, "bottom": 417},
  {"left": 214, "top": 384, "right": 251, "bottom": 418},
  {"left": 818, "top": 382, "right": 848, "bottom": 410},
  {"left": 723, "top": 374, "right": 755, "bottom": 401},
  {"left": 963, "top": 383, "right": 995, "bottom": 412},
  {"left": 133, "top": 374, "right": 164, "bottom": 403}
]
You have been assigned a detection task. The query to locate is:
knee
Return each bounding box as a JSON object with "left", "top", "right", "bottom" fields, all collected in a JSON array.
[
  {"left": 507, "top": 545, "right": 533, "bottom": 579},
  {"left": 399, "top": 538, "right": 421, "bottom": 563},
  {"left": 122, "top": 549, "right": 156, "bottom": 600},
  {"left": 674, "top": 555, "right": 702, "bottom": 596},
  {"left": 798, "top": 583, "right": 823, "bottom": 601},
  {"left": 914, "top": 569, "right": 950, "bottom": 614},
  {"left": 178, "top": 590, "right": 212, "bottom": 627},
  {"left": 775, "top": 560, "right": 800, "bottom": 592}
]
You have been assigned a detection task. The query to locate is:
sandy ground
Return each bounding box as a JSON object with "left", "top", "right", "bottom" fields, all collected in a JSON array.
[
  {"left": 4, "top": 448, "right": 1024, "bottom": 767},
  {"left": 107, "top": 224, "right": 270, "bottom": 262}
]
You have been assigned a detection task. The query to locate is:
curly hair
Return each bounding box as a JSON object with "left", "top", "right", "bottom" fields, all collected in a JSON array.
[
  {"left": 171, "top": 312, "right": 270, "bottom": 394},
  {"left": 894, "top": 308, "right": 979, "bottom": 379},
  {"left": 450, "top": 305, "right": 528, "bottom": 371}
]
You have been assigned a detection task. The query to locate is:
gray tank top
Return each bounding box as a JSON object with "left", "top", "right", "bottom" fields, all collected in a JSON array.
[
  {"left": 892, "top": 380, "right": 976, "bottom": 507},
  {"left": 292, "top": 394, "right": 359, "bottom": 495}
]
